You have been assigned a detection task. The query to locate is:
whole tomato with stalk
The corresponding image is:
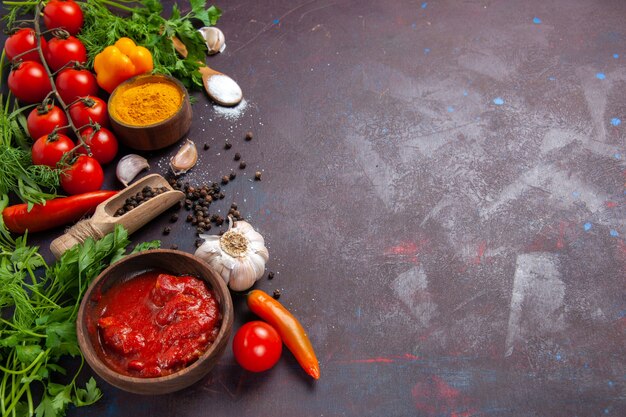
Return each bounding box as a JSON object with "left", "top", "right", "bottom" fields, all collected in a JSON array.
[
  {"left": 78, "top": 126, "right": 118, "bottom": 165},
  {"left": 43, "top": 0, "right": 84, "bottom": 36},
  {"left": 31, "top": 132, "right": 74, "bottom": 168},
  {"left": 8, "top": 61, "right": 52, "bottom": 103},
  {"left": 69, "top": 96, "right": 110, "bottom": 128},
  {"left": 4, "top": 28, "right": 48, "bottom": 63},
  {"left": 55, "top": 66, "right": 99, "bottom": 104},
  {"left": 61, "top": 155, "right": 104, "bottom": 195},
  {"left": 45, "top": 34, "right": 87, "bottom": 72},
  {"left": 27, "top": 100, "right": 70, "bottom": 140}
]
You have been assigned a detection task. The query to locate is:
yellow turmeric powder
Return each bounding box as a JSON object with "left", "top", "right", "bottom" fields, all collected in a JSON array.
[{"left": 111, "top": 81, "right": 182, "bottom": 126}]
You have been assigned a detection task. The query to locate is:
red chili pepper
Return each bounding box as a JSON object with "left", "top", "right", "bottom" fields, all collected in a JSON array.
[
  {"left": 2, "top": 190, "right": 116, "bottom": 234},
  {"left": 247, "top": 289, "right": 320, "bottom": 379}
]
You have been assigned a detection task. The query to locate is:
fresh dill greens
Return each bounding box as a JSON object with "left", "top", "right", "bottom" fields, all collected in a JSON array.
[
  {"left": 79, "top": 0, "right": 222, "bottom": 89},
  {"left": 0, "top": 225, "right": 160, "bottom": 417}
]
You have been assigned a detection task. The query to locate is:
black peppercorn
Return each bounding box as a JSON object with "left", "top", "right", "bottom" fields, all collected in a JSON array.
[
  {"left": 254, "top": 171, "right": 262, "bottom": 181},
  {"left": 239, "top": 161, "right": 246, "bottom": 169},
  {"left": 186, "top": 214, "right": 193, "bottom": 222},
  {"left": 203, "top": 143, "right": 210, "bottom": 150},
  {"left": 234, "top": 152, "right": 241, "bottom": 161},
  {"left": 268, "top": 271, "right": 275, "bottom": 280},
  {"left": 245, "top": 131, "right": 253, "bottom": 141},
  {"left": 273, "top": 289, "right": 281, "bottom": 299},
  {"left": 195, "top": 239, "right": 203, "bottom": 248},
  {"left": 163, "top": 227, "right": 171, "bottom": 235},
  {"left": 224, "top": 141, "right": 232, "bottom": 150},
  {"left": 170, "top": 244, "right": 178, "bottom": 250},
  {"left": 229, "top": 171, "right": 236, "bottom": 180}
]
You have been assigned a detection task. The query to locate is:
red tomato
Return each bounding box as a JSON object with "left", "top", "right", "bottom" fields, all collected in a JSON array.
[
  {"left": 7, "top": 61, "right": 52, "bottom": 103},
  {"left": 55, "top": 68, "right": 98, "bottom": 104},
  {"left": 78, "top": 127, "right": 118, "bottom": 165},
  {"left": 31, "top": 133, "right": 74, "bottom": 168},
  {"left": 69, "top": 96, "right": 110, "bottom": 128},
  {"left": 44, "top": 36, "right": 86, "bottom": 71},
  {"left": 43, "top": 0, "right": 84, "bottom": 36},
  {"left": 4, "top": 28, "right": 48, "bottom": 63},
  {"left": 61, "top": 155, "right": 104, "bottom": 195},
  {"left": 27, "top": 103, "right": 69, "bottom": 140},
  {"left": 233, "top": 321, "right": 282, "bottom": 372}
]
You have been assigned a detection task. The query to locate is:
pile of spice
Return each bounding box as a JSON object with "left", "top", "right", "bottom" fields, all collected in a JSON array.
[
  {"left": 114, "top": 186, "right": 169, "bottom": 216},
  {"left": 168, "top": 178, "right": 243, "bottom": 236},
  {"left": 110, "top": 80, "right": 183, "bottom": 126}
]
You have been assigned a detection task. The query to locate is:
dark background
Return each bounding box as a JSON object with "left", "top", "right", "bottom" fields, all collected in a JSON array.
[{"left": 3, "top": 0, "right": 626, "bottom": 416}]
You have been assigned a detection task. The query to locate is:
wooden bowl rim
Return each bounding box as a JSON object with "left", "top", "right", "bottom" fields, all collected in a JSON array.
[
  {"left": 77, "top": 249, "right": 233, "bottom": 387},
  {"left": 108, "top": 74, "right": 190, "bottom": 129}
]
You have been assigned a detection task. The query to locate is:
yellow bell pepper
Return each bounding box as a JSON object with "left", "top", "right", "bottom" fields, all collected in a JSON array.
[{"left": 93, "top": 37, "right": 154, "bottom": 93}]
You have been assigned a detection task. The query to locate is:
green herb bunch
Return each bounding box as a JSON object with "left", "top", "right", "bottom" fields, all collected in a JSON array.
[
  {"left": 0, "top": 226, "right": 160, "bottom": 417},
  {"left": 79, "top": 0, "right": 221, "bottom": 89}
]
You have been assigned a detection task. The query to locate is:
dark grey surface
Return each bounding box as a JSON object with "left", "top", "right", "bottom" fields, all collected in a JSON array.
[{"left": 7, "top": 0, "right": 626, "bottom": 415}]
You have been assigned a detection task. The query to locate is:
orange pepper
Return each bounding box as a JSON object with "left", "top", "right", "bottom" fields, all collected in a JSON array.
[
  {"left": 247, "top": 289, "right": 320, "bottom": 379},
  {"left": 93, "top": 37, "right": 153, "bottom": 93}
]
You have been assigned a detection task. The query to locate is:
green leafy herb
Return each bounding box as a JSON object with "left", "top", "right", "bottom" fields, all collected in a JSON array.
[
  {"left": 79, "top": 0, "right": 222, "bottom": 89},
  {"left": 0, "top": 225, "right": 160, "bottom": 417}
]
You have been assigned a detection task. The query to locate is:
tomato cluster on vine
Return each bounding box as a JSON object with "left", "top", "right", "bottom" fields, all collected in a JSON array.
[{"left": 3, "top": 0, "right": 118, "bottom": 195}]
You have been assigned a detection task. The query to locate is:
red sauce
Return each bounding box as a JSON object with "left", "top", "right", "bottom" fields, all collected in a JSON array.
[{"left": 92, "top": 271, "right": 221, "bottom": 377}]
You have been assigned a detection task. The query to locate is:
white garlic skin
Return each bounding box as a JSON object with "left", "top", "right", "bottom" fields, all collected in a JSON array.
[
  {"left": 195, "top": 220, "right": 269, "bottom": 291},
  {"left": 116, "top": 154, "right": 149, "bottom": 186},
  {"left": 198, "top": 27, "right": 226, "bottom": 55},
  {"left": 170, "top": 139, "right": 198, "bottom": 175}
]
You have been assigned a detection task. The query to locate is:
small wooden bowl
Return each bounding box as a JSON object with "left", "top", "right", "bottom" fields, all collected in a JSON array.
[
  {"left": 108, "top": 74, "right": 192, "bottom": 151},
  {"left": 77, "top": 250, "right": 233, "bottom": 395}
]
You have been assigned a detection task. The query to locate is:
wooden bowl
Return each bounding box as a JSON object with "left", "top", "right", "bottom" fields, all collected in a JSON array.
[
  {"left": 108, "top": 74, "right": 192, "bottom": 151},
  {"left": 77, "top": 250, "right": 233, "bottom": 395}
]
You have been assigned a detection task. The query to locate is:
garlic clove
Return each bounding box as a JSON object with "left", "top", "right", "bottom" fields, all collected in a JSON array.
[
  {"left": 116, "top": 154, "right": 150, "bottom": 187},
  {"left": 198, "top": 27, "right": 226, "bottom": 55},
  {"left": 230, "top": 257, "right": 258, "bottom": 292},
  {"left": 170, "top": 139, "right": 198, "bottom": 175}
]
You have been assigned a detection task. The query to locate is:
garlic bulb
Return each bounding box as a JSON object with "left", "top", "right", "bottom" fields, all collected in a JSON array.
[{"left": 195, "top": 218, "right": 268, "bottom": 291}]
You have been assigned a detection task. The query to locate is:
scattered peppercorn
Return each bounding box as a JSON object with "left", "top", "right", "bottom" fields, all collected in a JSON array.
[
  {"left": 221, "top": 176, "right": 229, "bottom": 185},
  {"left": 254, "top": 171, "right": 262, "bottom": 181},
  {"left": 170, "top": 213, "right": 179, "bottom": 222},
  {"left": 163, "top": 226, "right": 171, "bottom": 235},
  {"left": 234, "top": 153, "right": 241, "bottom": 161},
  {"left": 245, "top": 131, "right": 253, "bottom": 141},
  {"left": 170, "top": 244, "right": 178, "bottom": 250},
  {"left": 268, "top": 271, "right": 275, "bottom": 280},
  {"left": 195, "top": 238, "right": 203, "bottom": 248},
  {"left": 273, "top": 289, "right": 281, "bottom": 299},
  {"left": 203, "top": 143, "right": 210, "bottom": 150},
  {"left": 229, "top": 171, "right": 236, "bottom": 180},
  {"left": 239, "top": 161, "right": 247, "bottom": 169},
  {"left": 224, "top": 141, "right": 232, "bottom": 150}
]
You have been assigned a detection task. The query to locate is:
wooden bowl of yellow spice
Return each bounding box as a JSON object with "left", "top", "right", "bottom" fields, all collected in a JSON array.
[{"left": 108, "top": 74, "right": 192, "bottom": 151}]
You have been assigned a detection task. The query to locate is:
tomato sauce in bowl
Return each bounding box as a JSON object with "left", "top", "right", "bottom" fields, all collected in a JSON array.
[{"left": 91, "top": 270, "right": 221, "bottom": 378}]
